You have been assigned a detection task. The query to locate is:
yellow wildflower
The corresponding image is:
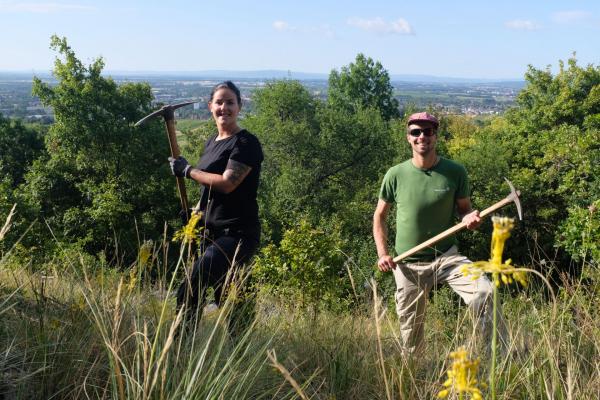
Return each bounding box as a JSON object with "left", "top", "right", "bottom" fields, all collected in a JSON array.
[
  {"left": 125, "top": 240, "right": 155, "bottom": 292},
  {"left": 49, "top": 318, "right": 61, "bottom": 330},
  {"left": 172, "top": 212, "right": 203, "bottom": 245},
  {"left": 71, "top": 293, "right": 86, "bottom": 312},
  {"left": 127, "top": 268, "right": 138, "bottom": 292},
  {"left": 461, "top": 216, "right": 527, "bottom": 287},
  {"left": 438, "top": 347, "right": 485, "bottom": 399},
  {"left": 138, "top": 239, "right": 153, "bottom": 268}
]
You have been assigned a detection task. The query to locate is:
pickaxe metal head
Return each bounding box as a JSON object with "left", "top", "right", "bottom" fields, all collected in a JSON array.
[
  {"left": 503, "top": 177, "right": 522, "bottom": 221},
  {"left": 134, "top": 101, "right": 196, "bottom": 127}
]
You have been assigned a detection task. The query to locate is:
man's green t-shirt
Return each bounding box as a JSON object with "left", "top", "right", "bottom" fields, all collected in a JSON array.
[{"left": 379, "top": 157, "right": 470, "bottom": 262}]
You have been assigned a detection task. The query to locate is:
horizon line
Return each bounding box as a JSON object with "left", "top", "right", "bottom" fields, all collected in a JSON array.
[{"left": 0, "top": 69, "right": 524, "bottom": 83}]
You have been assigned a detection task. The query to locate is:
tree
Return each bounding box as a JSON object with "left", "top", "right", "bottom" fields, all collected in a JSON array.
[
  {"left": 328, "top": 53, "right": 400, "bottom": 121},
  {"left": 244, "top": 79, "right": 395, "bottom": 244},
  {"left": 0, "top": 114, "right": 45, "bottom": 187},
  {"left": 455, "top": 56, "right": 600, "bottom": 268},
  {"left": 20, "top": 36, "right": 178, "bottom": 259},
  {"left": 507, "top": 55, "right": 600, "bottom": 132},
  {"left": 0, "top": 115, "right": 45, "bottom": 254}
]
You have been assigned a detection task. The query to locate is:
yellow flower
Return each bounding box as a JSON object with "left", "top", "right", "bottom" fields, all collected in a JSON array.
[
  {"left": 49, "top": 318, "right": 61, "bottom": 330},
  {"left": 127, "top": 268, "right": 138, "bottom": 292},
  {"left": 438, "top": 347, "right": 485, "bottom": 399},
  {"left": 172, "top": 212, "right": 203, "bottom": 245},
  {"left": 71, "top": 294, "right": 86, "bottom": 312},
  {"left": 138, "top": 239, "right": 153, "bottom": 268},
  {"left": 125, "top": 240, "right": 155, "bottom": 293},
  {"left": 461, "top": 216, "right": 527, "bottom": 287}
]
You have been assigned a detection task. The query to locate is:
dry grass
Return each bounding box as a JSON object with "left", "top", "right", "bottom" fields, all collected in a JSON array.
[{"left": 0, "top": 245, "right": 598, "bottom": 399}]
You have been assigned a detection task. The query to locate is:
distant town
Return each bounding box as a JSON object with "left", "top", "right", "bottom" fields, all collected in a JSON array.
[{"left": 0, "top": 71, "right": 525, "bottom": 123}]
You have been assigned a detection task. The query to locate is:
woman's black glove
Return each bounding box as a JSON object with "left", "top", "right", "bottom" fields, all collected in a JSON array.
[
  {"left": 179, "top": 208, "right": 193, "bottom": 225},
  {"left": 168, "top": 156, "right": 192, "bottom": 178}
]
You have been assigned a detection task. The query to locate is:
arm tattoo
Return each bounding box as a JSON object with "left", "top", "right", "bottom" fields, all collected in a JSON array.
[{"left": 223, "top": 159, "right": 252, "bottom": 187}]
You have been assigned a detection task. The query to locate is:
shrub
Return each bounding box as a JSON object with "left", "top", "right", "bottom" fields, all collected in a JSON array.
[
  {"left": 253, "top": 219, "right": 354, "bottom": 311},
  {"left": 558, "top": 200, "right": 600, "bottom": 264}
]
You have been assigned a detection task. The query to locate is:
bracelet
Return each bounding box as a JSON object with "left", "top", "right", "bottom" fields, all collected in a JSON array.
[{"left": 184, "top": 165, "right": 193, "bottom": 179}]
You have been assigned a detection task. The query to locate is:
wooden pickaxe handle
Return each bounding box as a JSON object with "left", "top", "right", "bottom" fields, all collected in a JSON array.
[
  {"left": 165, "top": 118, "right": 190, "bottom": 220},
  {"left": 393, "top": 189, "right": 521, "bottom": 263},
  {"left": 135, "top": 101, "right": 196, "bottom": 222}
]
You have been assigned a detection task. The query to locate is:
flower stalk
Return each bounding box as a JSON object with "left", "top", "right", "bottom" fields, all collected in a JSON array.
[{"left": 460, "top": 216, "right": 522, "bottom": 400}]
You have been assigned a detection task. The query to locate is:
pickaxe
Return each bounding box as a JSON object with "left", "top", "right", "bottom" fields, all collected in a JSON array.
[
  {"left": 393, "top": 178, "right": 522, "bottom": 263},
  {"left": 135, "top": 101, "right": 196, "bottom": 221}
]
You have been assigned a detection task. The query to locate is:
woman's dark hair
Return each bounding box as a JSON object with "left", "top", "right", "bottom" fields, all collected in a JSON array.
[{"left": 210, "top": 81, "right": 242, "bottom": 106}]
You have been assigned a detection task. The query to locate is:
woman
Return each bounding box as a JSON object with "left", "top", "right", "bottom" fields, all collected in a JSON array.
[{"left": 169, "top": 81, "right": 263, "bottom": 334}]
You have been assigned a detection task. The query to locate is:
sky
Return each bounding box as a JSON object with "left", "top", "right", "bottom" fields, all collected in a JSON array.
[{"left": 1, "top": 0, "right": 599, "bottom": 79}]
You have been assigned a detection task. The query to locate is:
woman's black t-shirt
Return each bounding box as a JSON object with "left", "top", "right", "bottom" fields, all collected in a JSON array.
[{"left": 196, "top": 129, "right": 263, "bottom": 239}]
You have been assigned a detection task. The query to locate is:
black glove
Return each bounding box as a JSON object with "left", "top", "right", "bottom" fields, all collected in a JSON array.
[{"left": 168, "top": 156, "right": 192, "bottom": 178}]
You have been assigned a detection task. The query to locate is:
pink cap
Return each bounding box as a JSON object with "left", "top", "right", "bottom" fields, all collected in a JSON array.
[{"left": 407, "top": 112, "right": 439, "bottom": 128}]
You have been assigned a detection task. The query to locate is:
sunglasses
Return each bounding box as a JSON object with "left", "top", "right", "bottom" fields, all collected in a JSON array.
[{"left": 409, "top": 127, "right": 436, "bottom": 137}]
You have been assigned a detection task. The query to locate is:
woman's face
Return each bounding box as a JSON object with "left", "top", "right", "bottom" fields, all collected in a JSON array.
[{"left": 208, "top": 88, "right": 241, "bottom": 127}]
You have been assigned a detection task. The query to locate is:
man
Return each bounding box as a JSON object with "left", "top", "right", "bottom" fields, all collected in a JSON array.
[{"left": 373, "top": 111, "right": 495, "bottom": 355}]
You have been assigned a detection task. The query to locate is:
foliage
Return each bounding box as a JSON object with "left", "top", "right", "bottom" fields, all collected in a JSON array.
[
  {"left": 558, "top": 200, "right": 600, "bottom": 263},
  {"left": 253, "top": 219, "right": 353, "bottom": 310},
  {"left": 19, "top": 36, "right": 178, "bottom": 260},
  {"left": 444, "top": 115, "right": 479, "bottom": 157},
  {"left": 328, "top": 53, "right": 400, "bottom": 121},
  {"left": 243, "top": 80, "right": 319, "bottom": 240},
  {"left": 507, "top": 56, "right": 600, "bottom": 132},
  {"left": 244, "top": 78, "right": 397, "bottom": 301},
  {"left": 0, "top": 178, "right": 19, "bottom": 253},
  {"left": 0, "top": 114, "right": 45, "bottom": 187},
  {"left": 245, "top": 79, "right": 395, "bottom": 245},
  {"left": 455, "top": 56, "right": 600, "bottom": 268}
]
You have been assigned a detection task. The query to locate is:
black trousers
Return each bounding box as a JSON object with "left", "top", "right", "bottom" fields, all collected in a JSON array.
[{"left": 176, "top": 231, "right": 259, "bottom": 334}]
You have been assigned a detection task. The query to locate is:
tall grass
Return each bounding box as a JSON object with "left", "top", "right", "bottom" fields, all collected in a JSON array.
[{"left": 1, "top": 218, "right": 598, "bottom": 398}]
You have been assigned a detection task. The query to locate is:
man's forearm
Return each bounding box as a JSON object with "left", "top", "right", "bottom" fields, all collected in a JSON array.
[{"left": 373, "top": 217, "right": 390, "bottom": 257}]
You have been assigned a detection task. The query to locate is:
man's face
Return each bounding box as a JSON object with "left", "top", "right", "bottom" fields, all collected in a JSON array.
[{"left": 407, "top": 121, "right": 437, "bottom": 156}]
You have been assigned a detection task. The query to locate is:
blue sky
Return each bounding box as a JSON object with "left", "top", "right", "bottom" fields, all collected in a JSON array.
[{"left": 1, "top": 0, "right": 599, "bottom": 79}]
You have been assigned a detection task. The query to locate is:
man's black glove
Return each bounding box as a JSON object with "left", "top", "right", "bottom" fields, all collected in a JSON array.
[{"left": 168, "top": 156, "right": 192, "bottom": 178}]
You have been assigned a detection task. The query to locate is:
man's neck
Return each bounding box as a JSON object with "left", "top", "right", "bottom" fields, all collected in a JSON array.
[{"left": 411, "top": 152, "right": 439, "bottom": 170}]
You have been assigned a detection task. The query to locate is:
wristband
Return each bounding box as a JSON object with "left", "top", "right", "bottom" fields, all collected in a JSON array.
[{"left": 184, "top": 165, "right": 193, "bottom": 179}]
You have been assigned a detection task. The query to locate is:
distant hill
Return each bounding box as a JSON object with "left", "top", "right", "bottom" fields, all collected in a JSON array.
[
  {"left": 105, "top": 70, "right": 329, "bottom": 81},
  {"left": 389, "top": 74, "right": 524, "bottom": 85},
  {"left": 0, "top": 70, "right": 524, "bottom": 85}
]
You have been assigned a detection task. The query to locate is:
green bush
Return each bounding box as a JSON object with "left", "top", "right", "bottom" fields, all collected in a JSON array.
[
  {"left": 253, "top": 219, "right": 354, "bottom": 311},
  {"left": 558, "top": 200, "right": 600, "bottom": 264}
]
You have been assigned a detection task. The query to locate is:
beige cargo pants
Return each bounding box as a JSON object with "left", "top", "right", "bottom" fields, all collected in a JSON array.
[{"left": 392, "top": 245, "right": 500, "bottom": 355}]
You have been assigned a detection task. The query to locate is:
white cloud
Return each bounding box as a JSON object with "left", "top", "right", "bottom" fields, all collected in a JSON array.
[
  {"left": 347, "top": 17, "right": 414, "bottom": 35},
  {"left": 273, "top": 20, "right": 291, "bottom": 32},
  {"left": 0, "top": 1, "right": 96, "bottom": 13},
  {"left": 505, "top": 19, "right": 541, "bottom": 31},
  {"left": 552, "top": 10, "right": 591, "bottom": 24}
]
